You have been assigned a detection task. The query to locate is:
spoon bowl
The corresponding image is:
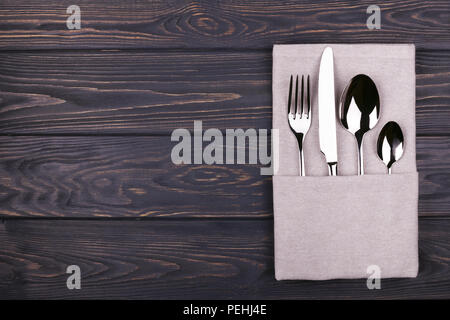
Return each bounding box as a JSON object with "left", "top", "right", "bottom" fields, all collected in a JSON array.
[
  {"left": 377, "top": 121, "right": 404, "bottom": 174},
  {"left": 339, "top": 74, "right": 380, "bottom": 175}
]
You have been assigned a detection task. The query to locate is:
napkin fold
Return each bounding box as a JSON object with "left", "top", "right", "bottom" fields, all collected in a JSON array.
[{"left": 272, "top": 44, "right": 418, "bottom": 280}]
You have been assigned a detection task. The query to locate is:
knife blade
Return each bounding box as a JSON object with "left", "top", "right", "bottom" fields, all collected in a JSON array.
[{"left": 318, "top": 47, "right": 338, "bottom": 175}]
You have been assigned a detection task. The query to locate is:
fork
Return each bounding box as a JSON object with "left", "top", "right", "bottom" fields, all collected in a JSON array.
[{"left": 288, "top": 74, "right": 311, "bottom": 176}]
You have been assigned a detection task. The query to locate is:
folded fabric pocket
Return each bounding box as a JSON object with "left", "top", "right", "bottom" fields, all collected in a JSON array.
[{"left": 273, "top": 172, "right": 419, "bottom": 280}]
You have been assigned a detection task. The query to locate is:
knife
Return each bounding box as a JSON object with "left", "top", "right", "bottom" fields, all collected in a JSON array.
[{"left": 318, "top": 47, "right": 338, "bottom": 175}]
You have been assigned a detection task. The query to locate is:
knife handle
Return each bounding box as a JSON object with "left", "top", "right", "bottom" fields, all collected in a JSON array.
[{"left": 327, "top": 162, "right": 337, "bottom": 176}]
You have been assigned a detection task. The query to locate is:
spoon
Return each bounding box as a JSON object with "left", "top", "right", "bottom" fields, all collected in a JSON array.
[
  {"left": 339, "top": 74, "right": 380, "bottom": 175},
  {"left": 377, "top": 121, "right": 404, "bottom": 174}
]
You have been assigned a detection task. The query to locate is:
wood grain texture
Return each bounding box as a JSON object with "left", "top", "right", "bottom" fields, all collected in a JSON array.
[
  {"left": 0, "top": 135, "right": 448, "bottom": 218},
  {"left": 0, "top": 218, "right": 449, "bottom": 299},
  {"left": 0, "top": 136, "right": 270, "bottom": 218},
  {"left": 0, "top": 50, "right": 272, "bottom": 135},
  {"left": 0, "top": 0, "right": 449, "bottom": 301},
  {"left": 0, "top": 0, "right": 449, "bottom": 50},
  {"left": 0, "top": 49, "right": 449, "bottom": 135}
]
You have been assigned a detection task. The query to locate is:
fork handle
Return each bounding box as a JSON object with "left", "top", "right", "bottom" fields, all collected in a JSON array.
[
  {"left": 298, "top": 148, "right": 305, "bottom": 176},
  {"left": 296, "top": 136, "right": 305, "bottom": 176}
]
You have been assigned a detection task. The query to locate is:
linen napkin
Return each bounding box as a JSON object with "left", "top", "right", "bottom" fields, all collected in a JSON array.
[{"left": 272, "top": 44, "right": 418, "bottom": 280}]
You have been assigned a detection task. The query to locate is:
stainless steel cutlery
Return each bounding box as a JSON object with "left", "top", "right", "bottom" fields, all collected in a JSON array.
[
  {"left": 339, "top": 74, "right": 380, "bottom": 175},
  {"left": 377, "top": 121, "right": 404, "bottom": 174},
  {"left": 318, "top": 47, "right": 338, "bottom": 176},
  {"left": 287, "top": 46, "right": 404, "bottom": 176},
  {"left": 287, "top": 74, "right": 312, "bottom": 176}
]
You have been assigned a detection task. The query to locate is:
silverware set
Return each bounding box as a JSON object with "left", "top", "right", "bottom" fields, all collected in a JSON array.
[{"left": 287, "top": 46, "right": 405, "bottom": 176}]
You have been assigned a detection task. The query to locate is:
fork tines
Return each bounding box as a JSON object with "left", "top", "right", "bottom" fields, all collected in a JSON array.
[
  {"left": 287, "top": 74, "right": 312, "bottom": 176},
  {"left": 288, "top": 74, "right": 310, "bottom": 118}
]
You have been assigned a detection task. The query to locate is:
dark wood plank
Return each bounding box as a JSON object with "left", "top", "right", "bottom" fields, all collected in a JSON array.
[
  {"left": 417, "top": 137, "right": 450, "bottom": 218},
  {"left": 0, "top": 136, "right": 270, "bottom": 218},
  {"left": 0, "top": 50, "right": 271, "bottom": 134},
  {"left": 0, "top": 0, "right": 449, "bottom": 50},
  {"left": 0, "top": 50, "right": 448, "bottom": 135},
  {"left": 0, "top": 218, "right": 449, "bottom": 299},
  {"left": 0, "top": 135, "right": 448, "bottom": 218}
]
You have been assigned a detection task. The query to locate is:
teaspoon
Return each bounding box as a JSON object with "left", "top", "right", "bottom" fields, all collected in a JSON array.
[
  {"left": 339, "top": 74, "right": 380, "bottom": 175},
  {"left": 377, "top": 121, "right": 404, "bottom": 174}
]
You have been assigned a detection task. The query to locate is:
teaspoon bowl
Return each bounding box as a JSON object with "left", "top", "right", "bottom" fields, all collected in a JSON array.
[{"left": 377, "top": 121, "right": 404, "bottom": 174}]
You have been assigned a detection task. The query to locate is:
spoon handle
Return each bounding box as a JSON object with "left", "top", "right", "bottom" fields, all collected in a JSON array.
[
  {"left": 358, "top": 143, "right": 364, "bottom": 175},
  {"left": 327, "top": 162, "right": 337, "bottom": 176},
  {"left": 356, "top": 133, "right": 364, "bottom": 175}
]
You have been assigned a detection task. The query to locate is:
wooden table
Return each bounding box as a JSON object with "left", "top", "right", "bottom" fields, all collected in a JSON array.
[{"left": 0, "top": 0, "right": 449, "bottom": 299}]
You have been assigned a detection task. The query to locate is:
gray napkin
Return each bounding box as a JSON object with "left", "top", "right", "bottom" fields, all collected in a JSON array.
[{"left": 272, "top": 44, "right": 418, "bottom": 280}]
